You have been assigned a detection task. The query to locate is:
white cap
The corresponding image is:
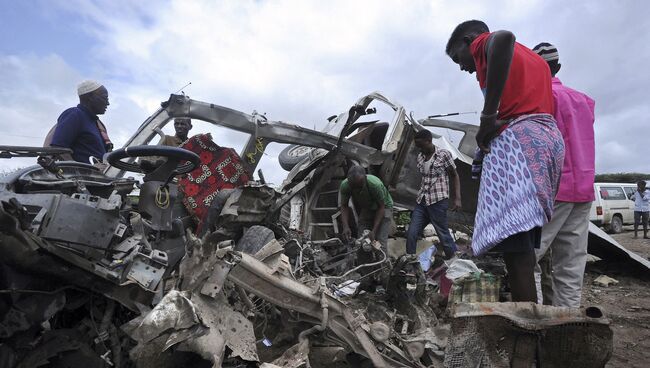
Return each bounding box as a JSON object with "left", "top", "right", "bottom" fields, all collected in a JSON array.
[{"left": 77, "top": 80, "right": 103, "bottom": 96}]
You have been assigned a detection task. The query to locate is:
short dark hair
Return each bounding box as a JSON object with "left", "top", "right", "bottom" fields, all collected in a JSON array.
[
  {"left": 638, "top": 180, "right": 647, "bottom": 186},
  {"left": 446, "top": 20, "right": 489, "bottom": 55},
  {"left": 414, "top": 129, "right": 433, "bottom": 140},
  {"left": 347, "top": 165, "right": 366, "bottom": 180}
]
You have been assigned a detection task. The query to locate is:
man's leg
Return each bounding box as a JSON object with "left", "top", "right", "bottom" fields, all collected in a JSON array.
[
  {"left": 634, "top": 211, "right": 640, "bottom": 238},
  {"left": 496, "top": 228, "right": 541, "bottom": 302},
  {"left": 550, "top": 202, "right": 591, "bottom": 308},
  {"left": 406, "top": 203, "right": 429, "bottom": 255},
  {"left": 374, "top": 208, "right": 393, "bottom": 254},
  {"left": 504, "top": 249, "right": 538, "bottom": 302},
  {"left": 643, "top": 212, "right": 649, "bottom": 238},
  {"left": 426, "top": 198, "right": 457, "bottom": 258},
  {"left": 538, "top": 248, "right": 554, "bottom": 305},
  {"left": 535, "top": 201, "right": 571, "bottom": 304}
]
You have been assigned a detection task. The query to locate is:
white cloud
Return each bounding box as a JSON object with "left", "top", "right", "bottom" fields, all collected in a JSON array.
[{"left": 1, "top": 0, "right": 649, "bottom": 181}]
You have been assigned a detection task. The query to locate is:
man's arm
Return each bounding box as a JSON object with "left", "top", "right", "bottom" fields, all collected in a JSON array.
[
  {"left": 50, "top": 110, "right": 80, "bottom": 161},
  {"left": 339, "top": 187, "right": 352, "bottom": 241},
  {"left": 447, "top": 165, "right": 462, "bottom": 210},
  {"left": 370, "top": 201, "right": 386, "bottom": 242},
  {"left": 477, "top": 30, "right": 516, "bottom": 152},
  {"left": 366, "top": 182, "right": 387, "bottom": 241}
]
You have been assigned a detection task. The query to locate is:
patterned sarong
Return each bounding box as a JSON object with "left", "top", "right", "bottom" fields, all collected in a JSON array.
[
  {"left": 472, "top": 114, "right": 564, "bottom": 255},
  {"left": 177, "top": 134, "right": 250, "bottom": 234}
]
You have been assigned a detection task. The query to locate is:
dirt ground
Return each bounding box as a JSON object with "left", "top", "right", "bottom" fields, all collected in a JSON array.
[{"left": 587, "top": 228, "right": 650, "bottom": 368}]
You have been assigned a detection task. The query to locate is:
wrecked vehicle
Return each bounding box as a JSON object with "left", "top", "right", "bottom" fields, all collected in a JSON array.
[
  {"left": 0, "top": 93, "right": 454, "bottom": 367},
  {"left": 0, "top": 147, "right": 447, "bottom": 366},
  {"left": 0, "top": 92, "right": 630, "bottom": 367}
]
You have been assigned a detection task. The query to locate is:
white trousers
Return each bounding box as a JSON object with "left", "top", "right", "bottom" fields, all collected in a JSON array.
[{"left": 534, "top": 201, "right": 591, "bottom": 308}]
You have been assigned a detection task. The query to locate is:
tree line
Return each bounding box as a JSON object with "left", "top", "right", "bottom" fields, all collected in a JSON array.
[{"left": 595, "top": 173, "right": 650, "bottom": 183}]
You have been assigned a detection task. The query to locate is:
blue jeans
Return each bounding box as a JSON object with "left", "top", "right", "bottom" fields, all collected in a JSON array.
[{"left": 406, "top": 199, "right": 457, "bottom": 255}]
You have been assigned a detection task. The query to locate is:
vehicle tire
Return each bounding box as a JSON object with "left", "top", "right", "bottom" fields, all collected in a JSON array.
[
  {"left": 609, "top": 215, "right": 623, "bottom": 234},
  {"left": 236, "top": 225, "right": 275, "bottom": 254},
  {"left": 279, "top": 145, "right": 312, "bottom": 171}
]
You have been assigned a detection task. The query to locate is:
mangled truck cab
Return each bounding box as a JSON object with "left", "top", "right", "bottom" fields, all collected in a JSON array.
[{"left": 0, "top": 92, "right": 625, "bottom": 367}]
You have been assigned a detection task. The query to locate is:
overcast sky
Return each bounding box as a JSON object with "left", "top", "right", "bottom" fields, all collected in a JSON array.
[{"left": 1, "top": 0, "right": 648, "bottom": 185}]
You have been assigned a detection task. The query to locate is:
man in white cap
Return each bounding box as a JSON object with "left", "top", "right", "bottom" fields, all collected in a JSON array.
[
  {"left": 532, "top": 42, "right": 596, "bottom": 308},
  {"left": 49, "top": 80, "right": 112, "bottom": 163}
]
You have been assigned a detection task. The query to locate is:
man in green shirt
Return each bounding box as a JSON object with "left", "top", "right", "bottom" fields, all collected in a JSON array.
[{"left": 339, "top": 166, "right": 393, "bottom": 252}]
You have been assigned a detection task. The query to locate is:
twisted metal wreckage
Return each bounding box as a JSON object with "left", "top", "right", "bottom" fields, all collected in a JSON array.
[{"left": 0, "top": 93, "right": 640, "bottom": 367}]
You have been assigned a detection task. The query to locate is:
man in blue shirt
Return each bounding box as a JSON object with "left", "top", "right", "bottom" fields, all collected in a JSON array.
[{"left": 50, "top": 80, "right": 112, "bottom": 163}]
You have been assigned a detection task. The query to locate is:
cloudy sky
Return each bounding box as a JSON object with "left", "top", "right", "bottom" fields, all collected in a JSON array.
[{"left": 1, "top": 0, "right": 648, "bottom": 184}]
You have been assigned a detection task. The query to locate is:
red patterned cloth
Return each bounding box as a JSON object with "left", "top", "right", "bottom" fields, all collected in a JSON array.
[{"left": 178, "top": 134, "right": 250, "bottom": 233}]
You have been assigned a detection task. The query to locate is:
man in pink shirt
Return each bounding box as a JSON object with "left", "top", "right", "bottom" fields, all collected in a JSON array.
[{"left": 532, "top": 43, "right": 596, "bottom": 308}]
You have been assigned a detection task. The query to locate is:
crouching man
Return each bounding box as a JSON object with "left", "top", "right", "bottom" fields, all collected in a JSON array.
[{"left": 339, "top": 166, "right": 394, "bottom": 253}]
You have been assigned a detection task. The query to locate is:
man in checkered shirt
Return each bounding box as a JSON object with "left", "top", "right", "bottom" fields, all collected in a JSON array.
[{"left": 406, "top": 129, "right": 462, "bottom": 259}]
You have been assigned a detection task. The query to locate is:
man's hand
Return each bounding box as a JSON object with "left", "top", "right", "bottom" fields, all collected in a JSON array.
[
  {"left": 450, "top": 198, "right": 462, "bottom": 211},
  {"left": 341, "top": 226, "right": 352, "bottom": 242},
  {"left": 477, "top": 115, "right": 498, "bottom": 153}
]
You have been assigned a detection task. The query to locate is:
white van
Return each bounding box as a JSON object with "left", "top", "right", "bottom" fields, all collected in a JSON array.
[{"left": 590, "top": 183, "right": 637, "bottom": 233}]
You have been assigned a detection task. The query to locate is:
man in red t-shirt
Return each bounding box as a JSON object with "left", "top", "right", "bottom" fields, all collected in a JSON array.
[{"left": 445, "top": 20, "right": 565, "bottom": 302}]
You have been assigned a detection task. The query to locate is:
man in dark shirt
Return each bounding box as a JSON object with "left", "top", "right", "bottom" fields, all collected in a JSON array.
[{"left": 50, "top": 80, "right": 112, "bottom": 163}]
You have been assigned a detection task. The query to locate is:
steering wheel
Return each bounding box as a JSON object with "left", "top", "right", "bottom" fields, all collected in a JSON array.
[{"left": 106, "top": 145, "right": 200, "bottom": 174}]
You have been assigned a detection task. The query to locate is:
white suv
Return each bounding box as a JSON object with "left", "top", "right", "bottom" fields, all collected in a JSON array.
[{"left": 590, "top": 183, "right": 637, "bottom": 233}]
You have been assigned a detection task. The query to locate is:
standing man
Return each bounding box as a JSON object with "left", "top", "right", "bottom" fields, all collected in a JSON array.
[
  {"left": 406, "top": 129, "right": 461, "bottom": 259},
  {"left": 531, "top": 43, "right": 596, "bottom": 308},
  {"left": 339, "top": 165, "right": 394, "bottom": 252},
  {"left": 445, "top": 21, "right": 564, "bottom": 302},
  {"left": 631, "top": 180, "right": 650, "bottom": 239},
  {"left": 49, "top": 80, "right": 112, "bottom": 163},
  {"left": 160, "top": 118, "right": 192, "bottom": 147}
]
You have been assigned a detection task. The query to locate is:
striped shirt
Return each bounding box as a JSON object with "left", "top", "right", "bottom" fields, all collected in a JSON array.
[{"left": 416, "top": 148, "right": 455, "bottom": 205}]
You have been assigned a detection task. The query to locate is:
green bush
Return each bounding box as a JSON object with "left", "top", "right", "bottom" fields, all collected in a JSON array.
[
  {"left": 394, "top": 210, "right": 411, "bottom": 225},
  {"left": 595, "top": 172, "right": 650, "bottom": 183}
]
